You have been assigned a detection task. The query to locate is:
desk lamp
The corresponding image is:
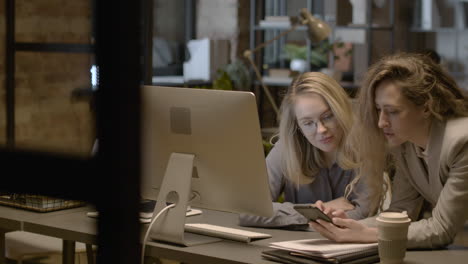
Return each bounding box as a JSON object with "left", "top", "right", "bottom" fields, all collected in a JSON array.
[{"left": 244, "top": 8, "right": 331, "bottom": 119}]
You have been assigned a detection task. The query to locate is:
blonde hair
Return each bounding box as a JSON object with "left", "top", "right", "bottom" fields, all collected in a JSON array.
[
  {"left": 353, "top": 52, "right": 468, "bottom": 214},
  {"left": 278, "top": 72, "right": 358, "bottom": 197}
]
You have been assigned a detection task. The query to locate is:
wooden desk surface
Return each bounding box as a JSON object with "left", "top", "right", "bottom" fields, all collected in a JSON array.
[{"left": 1, "top": 205, "right": 468, "bottom": 264}]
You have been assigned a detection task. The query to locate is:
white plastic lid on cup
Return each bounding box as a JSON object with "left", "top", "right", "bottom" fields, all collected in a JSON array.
[{"left": 377, "top": 211, "right": 411, "bottom": 223}]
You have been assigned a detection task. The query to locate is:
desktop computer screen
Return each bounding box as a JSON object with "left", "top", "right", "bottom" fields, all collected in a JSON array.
[{"left": 140, "top": 86, "right": 273, "bottom": 245}]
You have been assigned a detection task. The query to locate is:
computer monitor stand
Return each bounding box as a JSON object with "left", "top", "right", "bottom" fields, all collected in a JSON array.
[{"left": 149, "top": 153, "right": 221, "bottom": 246}]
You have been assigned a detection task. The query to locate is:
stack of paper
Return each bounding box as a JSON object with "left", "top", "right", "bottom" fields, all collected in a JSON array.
[{"left": 263, "top": 238, "right": 379, "bottom": 264}]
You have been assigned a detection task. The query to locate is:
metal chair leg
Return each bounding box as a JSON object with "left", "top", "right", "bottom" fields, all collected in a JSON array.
[{"left": 86, "top": 244, "right": 95, "bottom": 264}]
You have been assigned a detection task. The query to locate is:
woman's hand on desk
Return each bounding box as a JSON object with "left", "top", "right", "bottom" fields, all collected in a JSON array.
[{"left": 309, "top": 218, "right": 377, "bottom": 243}]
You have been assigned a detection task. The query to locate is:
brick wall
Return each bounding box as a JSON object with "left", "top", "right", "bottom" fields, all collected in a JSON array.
[{"left": 0, "top": 0, "right": 95, "bottom": 155}]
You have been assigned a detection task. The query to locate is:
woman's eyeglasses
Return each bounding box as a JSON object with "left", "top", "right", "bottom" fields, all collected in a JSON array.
[{"left": 298, "top": 111, "right": 337, "bottom": 134}]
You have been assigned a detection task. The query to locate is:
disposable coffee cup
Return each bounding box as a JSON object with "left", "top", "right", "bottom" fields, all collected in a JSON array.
[{"left": 376, "top": 212, "right": 411, "bottom": 264}]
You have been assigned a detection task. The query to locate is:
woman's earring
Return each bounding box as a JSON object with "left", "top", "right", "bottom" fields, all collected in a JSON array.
[{"left": 423, "top": 105, "right": 431, "bottom": 118}]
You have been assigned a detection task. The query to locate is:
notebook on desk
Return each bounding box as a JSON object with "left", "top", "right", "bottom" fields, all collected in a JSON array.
[
  {"left": 262, "top": 248, "right": 379, "bottom": 264},
  {"left": 266, "top": 238, "right": 379, "bottom": 264},
  {"left": 270, "top": 238, "right": 378, "bottom": 258}
]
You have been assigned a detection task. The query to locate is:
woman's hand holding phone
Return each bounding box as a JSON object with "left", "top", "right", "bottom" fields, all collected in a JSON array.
[
  {"left": 309, "top": 218, "right": 378, "bottom": 243},
  {"left": 293, "top": 204, "right": 333, "bottom": 223},
  {"left": 313, "top": 198, "right": 351, "bottom": 220}
]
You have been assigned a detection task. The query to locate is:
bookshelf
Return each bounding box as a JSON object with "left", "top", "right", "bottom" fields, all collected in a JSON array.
[
  {"left": 249, "top": 0, "right": 319, "bottom": 127},
  {"left": 249, "top": 0, "right": 395, "bottom": 126},
  {"left": 249, "top": 0, "right": 396, "bottom": 85},
  {"left": 409, "top": 0, "right": 468, "bottom": 88}
]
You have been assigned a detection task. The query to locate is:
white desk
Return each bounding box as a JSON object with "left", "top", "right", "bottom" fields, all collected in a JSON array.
[{"left": 1, "top": 205, "right": 468, "bottom": 264}]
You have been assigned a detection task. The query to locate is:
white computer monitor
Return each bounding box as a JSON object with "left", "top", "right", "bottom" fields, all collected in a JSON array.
[{"left": 141, "top": 85, "right": 273, "bottom": 246}]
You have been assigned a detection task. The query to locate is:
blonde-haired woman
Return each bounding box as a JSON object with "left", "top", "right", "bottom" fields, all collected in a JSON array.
[
  {"left": 311, "top": 53, "right": 468, "bottom": 249},
  {"left": 241, "top": 72, "right": 370, "bottom": 228}
]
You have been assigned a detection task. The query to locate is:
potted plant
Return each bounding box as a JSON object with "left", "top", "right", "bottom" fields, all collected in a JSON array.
[
  {"left": 283, "top": 43, "right": 308, "bottom": 73},
  {"left": 193, "top": 60, "right": 252, "bottom": 91},
  {"left": 283, "top": 40, "right": 352, "bottom": 73}
]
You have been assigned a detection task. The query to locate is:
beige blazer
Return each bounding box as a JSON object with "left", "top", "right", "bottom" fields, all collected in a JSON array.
[{"left": 388, "top": 117, "right": 468, "bottom": 249}]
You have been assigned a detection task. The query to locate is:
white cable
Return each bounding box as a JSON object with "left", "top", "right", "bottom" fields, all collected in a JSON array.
[
  {"left": 189, "top": 191, "right": 200, "bottom": 203},
  {"left": 140, "top": 193, "right": 200, "bottom": 263},
  {"left": 269, "top": 133, "right": 279, "bottom": 145},
  {"left": 141, "top": 203, "right": 176, "bottom": 264}
]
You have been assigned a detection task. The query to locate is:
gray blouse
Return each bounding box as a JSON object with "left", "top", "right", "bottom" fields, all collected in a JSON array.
[
  {"left": 239, "top": 141, "right": 369, "bottom": 229},
  {"left": 267, "top": 141, "right": 369, "bottom": 220}
]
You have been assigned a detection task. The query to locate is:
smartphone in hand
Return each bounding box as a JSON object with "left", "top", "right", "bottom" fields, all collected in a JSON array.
[{"left": 293, "top": 204, "right": 333, "bottom": 223}]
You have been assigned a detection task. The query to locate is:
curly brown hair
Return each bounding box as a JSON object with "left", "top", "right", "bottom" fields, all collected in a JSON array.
[
  {"left": 362, "top": 53, "right": 468, "bottom": 123},
  {"left": 351, "top": 52, "right": 468, "bottom": 215}
]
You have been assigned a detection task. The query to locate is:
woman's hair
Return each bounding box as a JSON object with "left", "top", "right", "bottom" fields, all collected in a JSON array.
[
  {"left": 353, "top": 52, "right": 468, "bottom": 214},
  {"left": 278, "top": 72, "right": 357, "bottom": 194}
]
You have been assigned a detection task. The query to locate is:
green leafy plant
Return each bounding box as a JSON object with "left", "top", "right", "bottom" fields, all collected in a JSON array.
[
  {"left": 213, "top": 70, "right": 233, "bottom": 90},
  {"left": 310, "top": 41, "right": 331, "bottom": 68},
  {"left": 222, "top": 60, "right": 251, "bottom": 91},
  {"left": 283, "top": 44, "right": 308, "bottom": 60},
  {"left": 195, "top": 60, "right": 252, "bottom": 91},
  {"left": 283, "top": 40, "right": 352, "bottom": 68},
  {"left": 262, "top": 139, "right": 273, "bottom": 157},
  {"left": 192, "top": 69, "right": 233, "bottom": 90}
]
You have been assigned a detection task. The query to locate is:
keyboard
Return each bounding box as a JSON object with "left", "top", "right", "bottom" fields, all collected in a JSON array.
[{"left": 184, "top": 223, "right": 272, "bottom": 243}]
